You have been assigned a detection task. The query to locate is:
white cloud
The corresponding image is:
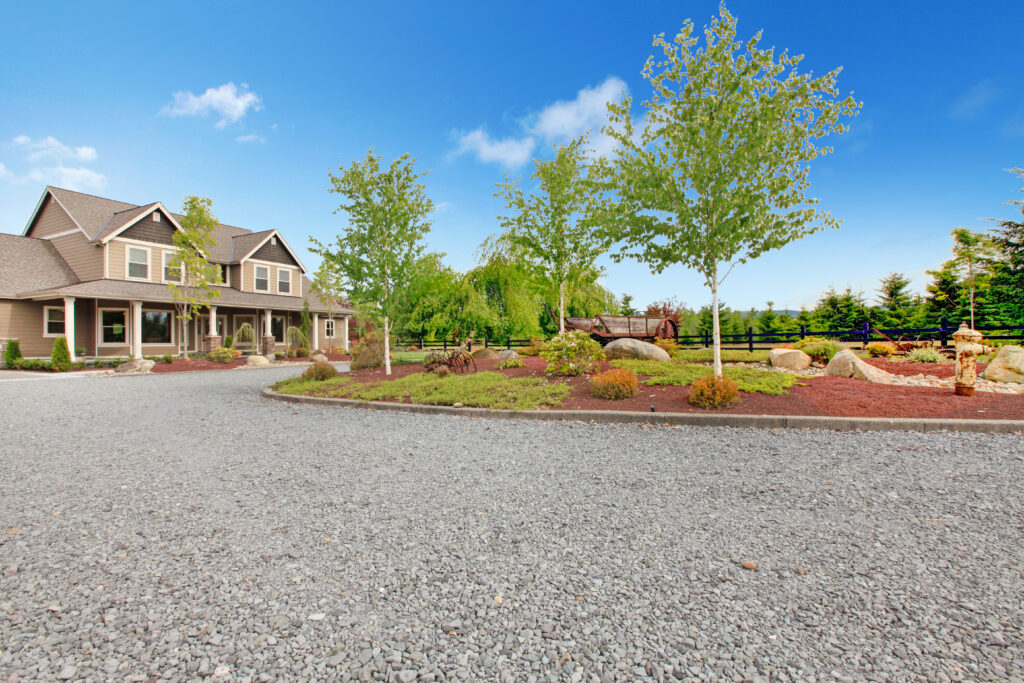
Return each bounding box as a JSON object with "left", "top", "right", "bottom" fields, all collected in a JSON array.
[
  {"left": 2, "top": 135, "right": 106, "bottom": 191},
  {"left": 162, "top": 82, "right": 262, "bottom": 128},
  {"left": 950, "top": 79, "right": 1001, "bottom": 119},
  {"left": 12, "top": 135, "right": 97, "bottom": 163},
  {"left": 235, "top": 133, "right": 265, "bottom": 144},
  {"left": 454, "top": 128, "right": 536, "bottom": 168}
]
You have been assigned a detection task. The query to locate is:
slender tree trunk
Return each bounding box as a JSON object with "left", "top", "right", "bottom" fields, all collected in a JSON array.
[
  {"left": 383, "top": 315, "right": 392, "bottom": 376},
  {"left": 182, "top": 316, "right": 190, "bottom": 360},
  {"left": 558, "top": 280, "right": 566, "bottom": 335},
  {"left": 710, "top": 267, "right": 722, "bottom": 377}
]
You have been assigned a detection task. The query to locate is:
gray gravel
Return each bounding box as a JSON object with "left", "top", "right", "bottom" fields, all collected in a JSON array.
[{"left": 1, "top": 367, "right": 1023, "bottom": 681}]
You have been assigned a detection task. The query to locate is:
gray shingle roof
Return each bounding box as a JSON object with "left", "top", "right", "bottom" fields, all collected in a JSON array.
[
  {"left": 0, "top": 234, "right": 79, "bottom": 297},
  {"left": 92, "top": 203, "right": 159, "bottom": 243},
  {"left": 47, "top": 187, "right": 138, "bottom": 239},
  {"left": 229, "top": 230, "right": 276, "bottom": 262}
]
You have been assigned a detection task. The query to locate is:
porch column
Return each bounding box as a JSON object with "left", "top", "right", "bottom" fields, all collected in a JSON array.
[
  {"left": 262, "top": 308, "right": 274, "bottom": 356},
  {"left": 342, "top": 315, "right": 350, "bottom": 351},
  {"left": 63, "top": 297, "right": 76, "bottom": 362},
  {"left": 264, "top": 309, "right": 272, "bottom": 336},
  {"left": 206, "top": 305, "right": 220, "bottom": 352},
  {"left": 312, "top": 312, "right": 319, "bottom": 351},
  {"left": 130, "top": 300, "right": 143, "bottom": 360}
]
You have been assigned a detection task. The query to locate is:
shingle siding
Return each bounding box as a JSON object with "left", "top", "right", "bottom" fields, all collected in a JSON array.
[
  {"left": 251, "top": 238, "right": 299, "bottom": 267},
  {"left": 120, "top": 212, "right": 176, "bottom": 245}
]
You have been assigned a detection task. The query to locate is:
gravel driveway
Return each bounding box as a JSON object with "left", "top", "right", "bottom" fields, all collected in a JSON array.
[{"left": 1, "top": 367, "right": 1022, "bottom": 681}]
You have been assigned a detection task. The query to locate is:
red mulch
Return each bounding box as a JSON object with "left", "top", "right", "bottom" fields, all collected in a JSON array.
[
  {"left": 342, "top": 356, "right": 1024, "bottom": 421},
  {"left": 861, "top": 356, "right": 989, "bottom": 379}
]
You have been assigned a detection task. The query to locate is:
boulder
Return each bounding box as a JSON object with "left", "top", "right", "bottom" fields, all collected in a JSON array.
[
  {"left": 496, "top": 349, "right": 519, "bottom": 362},
  {"left": 471, "top": 347, "right": 499, "bottom": 360},
  {"left": 984, "top": 345, "right": 1024, "bottom": 383},
  {"left": 769, "top": 348, "right": 811, "bottom": 371},
  {"left": 603, "top": 338, "right": 671, "bottom": 362},
  {"left": 114, "top": 358, "right": 155, "bottom": 374},
  {"left": 310, "top": 353, "right": 329, "bottom": 364},
  {"left": 825, "top": 349, "right": 894, "bottom": 384},
  {"left": 246, "top": 355, "right": 272, "bottom": 368}
]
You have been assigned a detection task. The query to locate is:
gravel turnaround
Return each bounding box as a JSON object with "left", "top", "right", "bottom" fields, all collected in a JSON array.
[{"left": 1, "top": 368, "right": 1023, "bottom": 682}]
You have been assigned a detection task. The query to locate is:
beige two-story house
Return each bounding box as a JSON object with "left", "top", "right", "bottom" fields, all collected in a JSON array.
[{"left": 0, "top": 186, "right": 355, "bottom": 361}]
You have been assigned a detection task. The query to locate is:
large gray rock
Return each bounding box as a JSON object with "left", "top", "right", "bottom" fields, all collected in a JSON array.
[
  {"left": 309, "top": 353, "right": 329, "bottom": 364},
  {"left": 114, "top": 359, "right": 155, "bottom": 374},
  {"left": 604, "top": 338, "right": 670, "bottom": 362},
  {"left": 496, "top": 349, "right": 519, "bottom": 362},
  {"left": 769, "top": 348, "right": 811, "bottom": 371},
  {"left": 984, "top": 345, "right": 1024, "bottom": 383},
  {"left": 825, "top": 349, "right": 894, "bottom": 384},
  {"left": 246, "top": 355, "right": 272, "bottom": 368}
]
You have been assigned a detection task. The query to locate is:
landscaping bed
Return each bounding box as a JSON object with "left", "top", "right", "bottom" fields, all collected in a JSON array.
[{"left": 273, "top": 355, "right": 1024, "bottom": 420}]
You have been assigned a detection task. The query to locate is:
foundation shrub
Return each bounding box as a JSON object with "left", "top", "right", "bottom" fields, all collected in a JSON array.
[
  {"left": 907, "top": 346, "right": 943, "bottom": 363},
  {"left": 4, "top": 340, "right": 22, "bottom": 367},
  {"left": 50, "top": 336, "right": 71, "bottom": 372},
  {"left": 496, "top": 357, "right": 525, "bottom": 370},
  {"left": 207, "top": 346, "right": 235, "bottom": 363},
  {"left": 294, "top": 347, "right": 310, "bottom": 358},
  {"left": 302, "top": 361, "right": 338, "bottom": 382},
  {"left": 798, "top": 339, "right": 843, "bottom": 363},
  {"left": 688, "top": 375, "right": 740, "bottom": 409},
  {"left": 866, "top": 342, "right": 897, "bottom": 357},
  {"left": 540, "top": 331, "right": 604, "bottom": 376},
  {"left": 517, "top": 338, "right": 546, "bottom": 357},
  {"left": 590, "top": 368, "right": 640, "bottom": 400},
  {"left": 653, "top": 337, "right": 679, "bottom": 355},
  {"left": 350, "top": 330, "right": 386, "bottom": 370},
  {"left": 224, "top": 335, "right": 234, "bottom": 348}
]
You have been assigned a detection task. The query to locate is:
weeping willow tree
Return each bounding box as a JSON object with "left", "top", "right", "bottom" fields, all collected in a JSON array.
[
  {"left": 285, "top": 326, "right": 309, "bottom": 351},
  {"left": 235, "top": 322, "right": 257, "bottom": 351}
]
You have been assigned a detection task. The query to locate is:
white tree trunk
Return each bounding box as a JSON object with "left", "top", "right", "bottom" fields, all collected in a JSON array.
[
  {"left": 711, "top": 269, "right": 722, "bottom": 378},
  {"left": 558, "top": 280, "right": 566, "bottom": 335},
  {"left": 182, "top": 316, "right": 190, "bottom": 360},
  {"left": 383, "top": 315, "right": 392, "bottom": 376}
]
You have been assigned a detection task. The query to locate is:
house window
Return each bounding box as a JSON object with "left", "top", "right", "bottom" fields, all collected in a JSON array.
[
  {"left": 254, "top": 265, "right": 269, "bottom": 291},
  {"left": 216, "top": 264, "right": 229, "bottom": 286},
  {"left": 271, "top": 315, "right": 286, "bottom": 343},
  {"left": 127, "top": 246, "right": 149, "bottom": 280},
  {"left": 153, "top": 212, "right": 161, "bottom": 222},
  {"left": 163, "top": 252, "right": 181, "bottom": 282},
  {"left": 44, "top": 306, "right": 65, "bottom": 337},
  {"left": 325, "top": 319, "right": 335, "bottom": 338},
  {"left": 278, "top": 269, "right": 291, "bottom": 294},
  {"left": 141, "top": 311, "right": 172, "bottom": 344},
  {"left": 100, "top": 310, "right": 127, "bottom": 345}
]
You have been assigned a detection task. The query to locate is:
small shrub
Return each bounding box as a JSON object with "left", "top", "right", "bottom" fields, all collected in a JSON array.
[
  {"left": 517, "top": 338, "right": 546, "bottom": 357},
  {"left": 433, "top": 365, "right": 450, "bottom": 378},
  {"left": 866, "top": 342, "right": 897, "bottom": 357},
  {"left": 350, "top": 330, "right": 386, "bottom": 370},
  {"left": 688, "top": 375, "right": 740, "bottom": 409},
  {"left": 407, "top": 344, "right": 419, "bottom": 351},
  {"left": 275, "top": 351, "right": 285, "bottom": 359},
  {"left": 496, "top": 357, "right": 525, "bottom": 370},
  {"left": 295, "top": 347, "right": 310, "bottom": 358},
  {"left": 540, "top": 331, "right": 604, "bottom": 376},
  {"left": 590, "top": 368, "right": 640, "bottom": 400},
  {"left": 907, "top": 346, "right": 943, "bottom": 363},
  {"left": 224, "top": 335, "right": 234, "bottom": 348},
  {"left": 302, "top": 361, "right": 338, "bottom": 381},
  {"left": 794, "top": 336, "right": 828, "bottom": 350},
  {"left": 160, "top": 353, "right": 174, "bottom": 364},
  {"left": 653, "top": 337, "right": 679, "bottom": 355},
  {"left": 14, "top": 358, "right": 54, "bottom": 371},
  {"left": 4, "top": 339, "right": 22, "bottom": 367},
  {"left": 207, "top": 346, "right": 236, "bottom": 363},
  {"left": 50, "top": 336, "right": 71, "bottom": 372},
  {"left": 799, "top": 340, "right": 843, "bottom": 363},
  {"left": 73, "top": 361, "right": 87, "bottom": 369},
  {"left": 75, "top": 347, "right": 86, "bottom": 357}
]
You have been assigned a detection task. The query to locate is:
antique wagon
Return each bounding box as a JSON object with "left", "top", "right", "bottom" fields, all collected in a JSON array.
[{"left": 561, "top": 314, "right": 678, "bottom": 343}]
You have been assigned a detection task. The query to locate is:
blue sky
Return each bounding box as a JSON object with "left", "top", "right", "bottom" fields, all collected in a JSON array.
[{"left": 1, "top": 1, "right": 1022, "bottom": 311}]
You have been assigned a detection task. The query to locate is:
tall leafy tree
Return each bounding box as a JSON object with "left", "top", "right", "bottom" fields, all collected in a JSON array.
[
  {"left": 949, "top": 227, "right": 998, "bottom": 328},
  {"left": 167, "top": 196, "right": 221, "bottom": 359},
  {"left": 989, "top": 168, "right": 1024, "bottom": 325},
  {"left": 466, "top": 253, "right": 544, "bottom": 339},
  {"left": 495, "top": 136, "right": 610, "bottom": 334},
  {"left": 310, "top": 256, "right": 350, "bottom": 351},
  {"left": 600, "top": 6, "right": 860, "bottom": 375},
  {"left": 311, "top": 150, "right": 434, "bottom": 375}
]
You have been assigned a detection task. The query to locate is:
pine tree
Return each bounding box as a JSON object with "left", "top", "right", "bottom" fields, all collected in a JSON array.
[
  {"left": 988, "top": 168, "right": 1024, "bottom": 325},
  {"left": 756, "top": 301, "right": 782, "bottom": 341},
  {"left": 876, "top": 272, "right": 916, "bottom": 328}
]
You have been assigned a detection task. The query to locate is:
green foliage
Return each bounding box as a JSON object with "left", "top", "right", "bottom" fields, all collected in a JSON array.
[
  {"left": 875, "top": 272, "right": 923, "bottom": 327},
  {"left": 302, "top": 362, "right": 338, "bottom": 382},
  {"left": 397, "top": 253, "right": 494, "bottom": 341},
  {"left": 160, "top": 353, "right": 174, "bottom": 364},
  {"left": 13, "top": 358, "right": 54, "bottom": 371},
  {"left": 224, "top": 334, "right": 234, "bottom": 349},
  {"left": 496, "top": 357, "right": 525, "bottom": 369},
  {"left": 299, "top": 301, "right": 312, "bottom": 346},
  {"left": 812, "top": 287, "right": 872, "bottom": 330},
  {"left": 516, "top": 338, "right": 546, "bottom": 357},
  {"left": 539, "top": 331, "right": 604, "bottom": 376},
  {"left": 168, "top": 196, "right": 222, "bottom": 359},
  {"left": 671, "top": 349, "right": 770, "bottom": 363},
  {"left": 756, "top": 301, "right": 784, "bottom": 340},
  {"left": 906, "top": 347, "right": 943, "bottom": 363},
  {"left": 865, "top": 342, "right": 897, "bottom": 357},
  {"left": 207, "top": 346, "right": 236, "bottom": 363},
  {"left": 611, "top": 359, "right": 800, "bottom": 395},
  {"left": 50, "top": 336, "right": 71, "bottom": 372},
  {"left": 619, "top": 294, "right": 635, "bottom": 315},
  {"left": 350, "top": 330, "right": 386, "bottom": 370},
  {"left": 294, "top": 347, "right": 309, "bottom": 358},
  {"left": 235, "top": 323, "right": 256, "bottom": 349},
  {"left": 689, "top": 376, "right": 740, "bottom": 410},
  {"left": 590, "top": 368, "right": 640, "bottom": 400},
  {"left": 4, "top": 339, "right": 22, "bottom": 367},
  {"left": 285, "top": 326, "right": 309, "bottom": 350},
  {"left": 796, "top": 339, "right": 843, "bottom": 362},
  {"left": 988, "top": 169, "right": 1024, "bottom": 325}
]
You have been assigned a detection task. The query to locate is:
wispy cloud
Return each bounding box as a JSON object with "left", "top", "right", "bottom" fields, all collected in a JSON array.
[
  {"left": 162, "top": 82, "right": 262, "bottom": 128},
  {"left": 453, "top": 128, "right": 536, "bottom": 168},
  {"left": 235, "top": 133, "right": 266, "bottom": 144},
  {"left": 2, "top": 135, "right": 106, "bottom": 191},
  {"left": 950, "top": 79, "right": 1002, "bottom": 119}
]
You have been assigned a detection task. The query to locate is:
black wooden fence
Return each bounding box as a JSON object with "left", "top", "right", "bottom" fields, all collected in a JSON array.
[{"left": 396, "top": 318, "right": 1024, "bottom": 354}]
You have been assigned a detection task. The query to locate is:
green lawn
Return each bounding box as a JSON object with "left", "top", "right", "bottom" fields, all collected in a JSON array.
[
  {"left": 610, "top": 359, "right": 801, "bottom": 395},
  {"left": 671, "top": 349, "right": 770, "bottom": 363},
  {"left": 273, "top": 371, "right": 567, "bottom": 411}
]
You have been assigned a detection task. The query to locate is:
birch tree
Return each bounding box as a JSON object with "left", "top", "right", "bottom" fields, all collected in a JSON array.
[
  {"left": 495, "top": 137, "right": 609, "bottom": 334},
  {"left": 166, "top": 196, "right": 221, "bottom": 359},
  {"left": 602, "top": 6, "right": 860, "bottom": 375},
  {"left": 312, "top": 150, "right": 433, "bottom": 375},
  {"left": 949, "top": 227, "right": 998, "bottom": 328}
]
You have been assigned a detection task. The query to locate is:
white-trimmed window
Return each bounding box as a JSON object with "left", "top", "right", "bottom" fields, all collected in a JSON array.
[
  {"left": 254, "top": 265, "right": 269, "bottom": 291},
  {"left": 163, "top": 252, "right": 181, "bottom": 282},
  {"left": 215, "top": 264, "right": 230, "bottom": 286},
  {"left": 271, "top": 316, "right": 286, "bottom": 343},
  {"left": 277, "top": 268, "right": 291, "bottom": 294},
  {"left": 325, "top": 319, "right": 335, "bottom": 338},
  {"left": 99, "top": 309, "right": 128, "bottom": 345},
  {"left": 141, "top": 311, "right": 173, "bottom": 344},
  {"left": 126, "top": 246, "right": 149, "bottom": 280},
  {"left": 43, "top": 306, "right": 65, "bottom": 337}
]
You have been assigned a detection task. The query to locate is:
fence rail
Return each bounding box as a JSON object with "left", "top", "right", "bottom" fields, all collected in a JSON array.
[{"left": 396, "top": 318, "right": 1024, "bottom": 354}]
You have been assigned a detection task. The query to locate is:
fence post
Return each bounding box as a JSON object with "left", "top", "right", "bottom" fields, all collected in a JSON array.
[
  {"left": 862, "top": 322, "right": 870, "bottom": 348},
  {"left": 419, "top": 337, "right": 424, "bottom": 350},
  {"left": 747, "top": 327, "right": 754, "bottom": 353},
  {"left": 506, "top": 336, "right": 511, "bottom": 350},
  {"left": 800, "top": 325, "right": 806, "bottom": 341},
  {"left": 940, "top": 317, "right": 948, "bottom": 347},
  {"left": 703, "top": 331, "right": 709, "bottom": 348},
  {"left": 468, "top": 339, "right": 473, "bottom": 352},
  {"left": 443, "top": 339, "right": 447, "bottom": 352},
  {"left": 484, "top": 338, "right": 489, "bottom": 348}
]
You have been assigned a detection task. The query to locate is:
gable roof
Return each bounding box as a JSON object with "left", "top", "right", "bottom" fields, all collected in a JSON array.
[
  {"left": 22, "top": 187, "right": 306, "bottom": 271},
  {"left": 0, "top": 234, "right": 79, "bottom": 297}
]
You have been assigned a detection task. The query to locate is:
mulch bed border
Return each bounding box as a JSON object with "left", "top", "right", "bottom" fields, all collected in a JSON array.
[{"left": 262, "top": 387, "right": 1024, "bottom": 434}]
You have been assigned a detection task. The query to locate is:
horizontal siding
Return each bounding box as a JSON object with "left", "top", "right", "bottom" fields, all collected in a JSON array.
[
  {"left": 0, "top": 298, "right": 69, "bottom": 357},
  {"left": 51, "top": 232, "right": 102, "bottom": 281},
  {"left": 241, "top": 261, "right": 300, "bottom": 297},
  {"left": 27, "top": 196, "right": 79, "bottom": 238},
  {"left": 108, "top": 239, "right": 180, "bottom": 283}
]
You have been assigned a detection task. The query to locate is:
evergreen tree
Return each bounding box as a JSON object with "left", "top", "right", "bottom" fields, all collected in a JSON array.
[
  {"left": 813, "top": 287, "right": 871, "bottom": 331},
  {"left": 619, "top": 294, "right": 635, "bottom": 316},
  {"left": 875, "top": 272, "right": 917, "bottom": 328},
  {"left": 988, "top": 168, "right": 1024, "bottom": 325},
  {"left": 924, "top": 261, "right": 963, "bottom": 325},
  {"left": 756, "top": 301, "right": 782, "bottom": 340}
]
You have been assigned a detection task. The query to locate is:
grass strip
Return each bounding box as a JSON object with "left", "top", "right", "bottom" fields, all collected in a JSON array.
[{"left": 610, "top": 359, "right": 800, "bottom": 395}]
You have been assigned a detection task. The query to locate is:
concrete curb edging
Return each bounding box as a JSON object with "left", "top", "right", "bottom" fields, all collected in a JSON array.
[{"left": 262, "top": 388, "right": 1024, "bottom": 434}]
